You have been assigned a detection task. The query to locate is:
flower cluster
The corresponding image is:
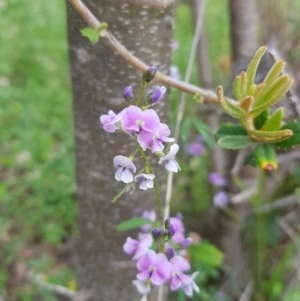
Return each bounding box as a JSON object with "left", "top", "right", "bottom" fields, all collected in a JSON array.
[
  {"left": 123, "top": 211, "right": 199, "bottom": 300},
  {"left": 99, "top": 67, "right": 180, "bottom": 192},
  {"left": 208, "top": 171, "right": 229, "bottom": 208}
]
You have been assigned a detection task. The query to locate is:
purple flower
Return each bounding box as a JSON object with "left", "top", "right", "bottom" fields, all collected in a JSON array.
[
  {"left": 185, "top": 141, "right": 204, "bottom": 156},
  {"left": 182, "top": 272, "right": 200, "bottom": 297},
  {"left": 169, "top": 216, "right": 185, "bottom": 244},
  {"left": 159, "top": 144, "right": 180, "bottom": 172},
  {"left": 138, "top": 122, "right": 174, "bottom": 153},
  {"left": 99, "top": 110, "right": 121, "bottom": 133},
  {"left": 113, "top": 155, "right": 136, "bottom": 183},
  {"left": 137, "top": 250, "right": 171, "bottom": 286},
  {"left": 169, "top": 255, "right": 192, "bottom": 291},
  {"left": 148, "top": 86, "right": 166, "bottom": 104},
  {"left": 170, "top": 65, "right": 181, "bottom": 80},
  {"left": 135, "top": 173, "right": 155, "bottom": 190},
  {"left": 209, "top": 172, "right": 227, "bottom": 187},
  {"left": 181, "top": 237, "right": 192, "bottom": 249},
  {"left": 166, "top": 245, "right": 176, "bottom": 259},
  {"left": 141, "top": 210, "right": 156, "bottom": 233},
  {"left": 123, "top": 85, "right": 133, "bottom": 101},
  {"left": 213, "top": 191, "right": 229, "bottom": 208},
  {"left": 123, "top": 234, "right": 153, "bottom": 260}
]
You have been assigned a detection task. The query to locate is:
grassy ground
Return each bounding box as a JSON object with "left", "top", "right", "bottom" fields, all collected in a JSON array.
[{"left": 0, "top": 1, "right": 76, "bottom": 299}]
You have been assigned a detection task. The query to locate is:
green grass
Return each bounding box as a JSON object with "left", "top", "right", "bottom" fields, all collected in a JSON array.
[{"left": 0, "top": 0, "right": 75, "bottom": 299}]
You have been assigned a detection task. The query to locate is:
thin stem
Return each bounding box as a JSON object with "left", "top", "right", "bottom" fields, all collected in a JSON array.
[
  {"left": 136, "top": 143, "right": 163, "bottom": 222},
  {"left": 68, "top": 0, "right": 220, "bottom": 104}
]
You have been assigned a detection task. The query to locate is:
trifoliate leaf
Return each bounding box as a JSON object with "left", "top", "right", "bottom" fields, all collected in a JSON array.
[
  {"left": 217, "top": 135, "right": 253, "bottom": 149},
  {"left": 274, "top": 120, "right": 300, "bottom": 149},
  {"left": 116, "top": 217, "right": 151, "bottom": 232}
]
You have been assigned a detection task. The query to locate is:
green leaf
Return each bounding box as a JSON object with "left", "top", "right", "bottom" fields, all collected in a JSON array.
[
  {"left": 274, "top": 120, "right": 300, "bottom": 149},
  {"left": 217, "top": 135, "right": 253, "bottom": 149},
  {"left": 216, "top": 123, "right": 247, "bottom": 140},
  {"left": 193, "top": 118, "right": 215, "bottom": 150},
  {"left": 261, "top": 108, "right": 283, "bottom": 131},
  {"left": 246, "top": 46, "right": 267, "bottom": 89},
  {"left": 80, "top": 27, "right": 100, "bottom": 44},
  {"left": 189, "top": 242, "right": 223, "bottom": 267},
  {"left": 263, "top": 59, "right": 285, "bottom": 87},
  {"left": 254, "top": 109, "right": 269, "bottom": 129},
  {"left": 116, "top": 217, "right": 151, "bottom": 232}
]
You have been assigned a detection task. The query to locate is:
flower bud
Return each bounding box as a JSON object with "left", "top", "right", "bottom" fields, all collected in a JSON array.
[
  {"left": 148, "top": 86, "right": 166, "bottom": 104},
  {"left": 142, "top": 66, "right": 157, "bottom": 83},
  {"left": 152, "top": 228, "right": 161, "bottom": 239},
  {"left": 122, "top": 85, "right": 133, "bottom": 101}
]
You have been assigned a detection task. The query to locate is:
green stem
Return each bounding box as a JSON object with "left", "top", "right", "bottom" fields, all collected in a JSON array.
[
  {"left": 136, "top": 143, "right": 163, "bottom": 223},
  {"left": 136, "top": 81, "right": 147, "bottom": 107},
  {"left": 251, "top": 169, "right": 266, "bottom": 289}
]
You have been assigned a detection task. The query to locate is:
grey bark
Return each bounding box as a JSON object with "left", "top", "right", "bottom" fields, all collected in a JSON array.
[{"left": 66, "top": 1, "right": 175, "bottom": 300}]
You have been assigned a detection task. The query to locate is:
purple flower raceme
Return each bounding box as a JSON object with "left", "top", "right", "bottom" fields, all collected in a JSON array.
[
  {"left": 113, "top": 155, "right": 136, "bottom": 183},
  {"left": 123, "top": 234, "right": 153, "bottom": 260},
  {"left": 135, "top": 173, "right": 155, "bottom": 190},
  {"left": 99, "top": 110, "right": 121, "bottom": 133},
  {"left": 159, "top": 144, "right": 180, "bottom": 172},
  {"left": 137, "top": 250, "right": 171, "bottom": 286}
]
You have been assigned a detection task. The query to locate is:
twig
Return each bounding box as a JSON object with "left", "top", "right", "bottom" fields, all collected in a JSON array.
[
  {"left": 231, "top": 186, "right": 257, "bottom": 205},
  {"left": 238, "top": 280, "right": 254, "bottom": 301},
  {"left": 68, "top": 0, "right": 219, "bottom": 104}
]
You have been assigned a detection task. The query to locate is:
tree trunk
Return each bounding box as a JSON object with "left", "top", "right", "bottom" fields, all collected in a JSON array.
[{"left": 66, "top": 1, "right": 175, "bottom": 300}]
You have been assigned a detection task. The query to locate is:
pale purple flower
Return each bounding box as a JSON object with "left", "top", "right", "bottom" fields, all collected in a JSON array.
[
  {"left": 182, "top": 271, "right": 200, "bottom": 297},
  {"left": 132, "top": 280, "right": 151, "bottom": 301},
  {"left": 113, "top": 155, "right": 136, "bottom": 183},
  {"left": 137, "top": 250, "right": 171, "bottom": 286},
  {"left": 135, "top": 173, "right": 155, "bottom": 190},
  {"left": 170, "top": 65, "right": 181, "bottom": 80},
  {"left": 181, "top": 237, "right": 192, "bottom": 249},
  {"left": 185, "top": 141, "right": 204, "bottom": 156},
  {"left": 213, "top": 191, "right": 229, "bottom": 208},
  {"left": 138, "top": 122, "right": 174, "bottom": 153},
  {"left": 123, "top": 234, "right": 153, "bottom": 260},
  {"left": 209, "top": 172, "right": 227, "bottom": 187},
  {"left": 99, "top": 110, "right": 121, "bottom": 133},
  {"left": 123, "top": 85, "right": 133, "bottom": 101},
  {"left": 169, "top": 255, "right": 192, "bottom": 291},
  {"left": 148, "top": 86, "right": 166, "bottom": 104},
  {"left": 141, "top": 210, "right": 156, "bottom": 232},
  {"left": 158, "top": 144, "right": 180, "bottom": 172},
  {"left": 169, "top": 216, "right": 185, "bottom": 244}
]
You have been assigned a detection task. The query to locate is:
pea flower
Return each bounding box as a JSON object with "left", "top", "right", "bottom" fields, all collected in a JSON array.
[
  {"left": 132, "top": 280, "right": 151, "bottom": 301},
  {"left": 209, "top": 172, "right": 227, "bottom": 187},
  {"left": 113, "top": 155, "right": 136, "bottom": 183},
  {"left": 213, "top": 191, "right": 229, "bottom": 208},
  {"left": 182, "top": 271, "right": 200, "bottom": 297},
  {"left": 123, "top": 234, "right": 153, "bottom": 260},
  {"left": 99, "top": 110, "right": 121, "bottom": 133},
  {"left": 136, "top": 250, "right": 171, "bottom": 286},
  {"left": 169, "top": 255, "right": 192, "bottom": 291},
  {"left": 158, "top": 144, "right": 180, "bottom": 172},
  {"left": 135, "top": 173, "right": 155, "bottom": 190}
]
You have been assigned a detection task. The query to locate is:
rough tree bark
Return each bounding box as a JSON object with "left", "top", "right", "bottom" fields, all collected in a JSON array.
[{"left": 66, "top": 1, "right": 175, "bottom": 300}]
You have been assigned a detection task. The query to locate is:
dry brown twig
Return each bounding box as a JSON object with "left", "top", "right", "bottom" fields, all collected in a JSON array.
[{"left": 68, "top": 0, "right": 220, "bottom": 104}]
